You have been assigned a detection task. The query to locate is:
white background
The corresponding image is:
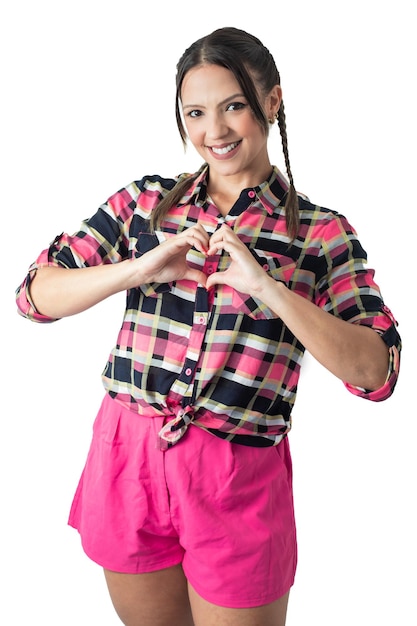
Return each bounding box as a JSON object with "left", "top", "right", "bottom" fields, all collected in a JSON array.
[{"left": 1, "top": 1, "right": 415, "bottom": 624}]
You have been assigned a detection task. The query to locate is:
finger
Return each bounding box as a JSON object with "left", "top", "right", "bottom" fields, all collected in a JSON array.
[
  {"left": 190, "top": 235, "right": 209, "bottom": 255},
  {"left": 207, "top": 225, "right": 238, "bottom": 253},
  {"left": 206, "top": 270, "right": 227, "bottom": 290},
  {"left": 207, "top": 236, "right": 243, "bottom": 257},
  {"left": 209, "top": 224, "right": 231, "bottom": 241},
  {"left": 207, "top": 241, "right": 225, "bottom": 256},
  {"left": 183, "top": 230, "right": 209, "bottom": 254},
  {"left": 184, "top": 267, "right": 208, "bottom": 286}
]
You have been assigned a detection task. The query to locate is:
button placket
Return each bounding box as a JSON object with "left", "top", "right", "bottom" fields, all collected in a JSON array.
[{"left": 172, "top": 288, "right": 210, "bottom": 398}]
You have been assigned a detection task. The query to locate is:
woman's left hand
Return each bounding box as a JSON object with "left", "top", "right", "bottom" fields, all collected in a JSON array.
[{"left": 205, "top": 224, "right": 272, "bottom": 295}]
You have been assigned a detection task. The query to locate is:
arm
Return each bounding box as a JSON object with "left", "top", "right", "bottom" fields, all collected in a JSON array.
[
  {"left": 29, "top": 263, "right": 135, "bottom": 318},
  {"left": 206, "top": 225, "right": 390, "bottom": 392},
  {"left": 257, "top": 280, "right": 389, "bottom": 391},
  {"left": 29, "top": 223, "right": 210, "bottom": 318}
]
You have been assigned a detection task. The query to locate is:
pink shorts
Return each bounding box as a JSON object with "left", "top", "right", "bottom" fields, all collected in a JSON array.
[{"left": 69, "top": 394, "right": 297, "bottom": 608}]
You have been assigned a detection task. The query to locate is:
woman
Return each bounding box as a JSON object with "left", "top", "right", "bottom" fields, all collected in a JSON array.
[{"left": 16, "top": 27, "right": 401, "bottom": 626}]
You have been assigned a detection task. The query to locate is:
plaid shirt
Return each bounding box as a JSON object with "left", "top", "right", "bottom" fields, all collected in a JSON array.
[{"left": 16, "top": 166, "right": 401, "bottom": 447}]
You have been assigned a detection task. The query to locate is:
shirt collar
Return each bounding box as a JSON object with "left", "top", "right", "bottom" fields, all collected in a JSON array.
[{"left": 177, "top": 164, "right": 289, "bottom": 216}]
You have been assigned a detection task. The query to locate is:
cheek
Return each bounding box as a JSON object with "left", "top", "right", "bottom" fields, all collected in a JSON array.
[
  {"left": 187, "top": 126, "right": 206, "bottom": 151},
  {"left": 183, "top": 121, "right": 200, "bottom": 145},
  {"left": 242, "top": 115, "right": 264, "bottom": 138}
]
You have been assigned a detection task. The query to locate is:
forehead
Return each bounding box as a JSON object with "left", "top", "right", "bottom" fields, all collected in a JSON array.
[{"left": 181, "top": 64, "right": 242, "bottom": 102}]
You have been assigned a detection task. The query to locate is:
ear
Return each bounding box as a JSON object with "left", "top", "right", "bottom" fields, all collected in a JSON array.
[{"left": 266, "top": 85, "right": 282, "bottom": 119}]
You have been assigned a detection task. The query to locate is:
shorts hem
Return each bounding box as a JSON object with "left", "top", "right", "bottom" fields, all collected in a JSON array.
[
  {"left": 70, "top": 526, "right": 184, "bottom": 575},
  {"left": 184, "top": 567, "right": 295, "bottom": 609}
]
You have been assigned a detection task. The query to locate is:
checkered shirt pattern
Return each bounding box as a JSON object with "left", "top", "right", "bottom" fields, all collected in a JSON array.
[{"left": 16, "top": 166, "right": 401, "bottom": 446}]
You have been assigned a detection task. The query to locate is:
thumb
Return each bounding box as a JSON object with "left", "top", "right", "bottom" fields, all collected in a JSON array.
[
  {"left": 205, "top": 270, "right": 227, "bottom": 291},
  {"left": 185, "top": 267, "right": 208, "bottom": 286}
]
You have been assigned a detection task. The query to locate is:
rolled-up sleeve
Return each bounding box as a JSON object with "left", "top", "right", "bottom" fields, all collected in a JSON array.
[
  {"left": 15, "top": 248, "right": 60, "bottom": 322},
  {"left": 314, "top": 214, "right": 401, "bottom": 401},
  {"left": 344, "top": 304, "right": 401, "bottom": 401},
  {"left": 15, "top": 182, "right": 137, "bottom": 323}
]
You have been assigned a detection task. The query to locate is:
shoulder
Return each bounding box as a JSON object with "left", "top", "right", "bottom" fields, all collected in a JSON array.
[
  {"left": 125, "top": 172, "right": 196, "bottom": 203},
  {"left": 297, "top": 195, "right": 358, "bottom": 238},
  {"left": 104, "top": 173, "right": 189, "bottom": 217},
  {"left": 135, "top": 172, "right": 196, "bottom": 193},
  {"left": 135, "top": 174, "right": 179, "bottom": 194},
  {"left": 103, "top": 172, "right": 200, "bottom": 223}
]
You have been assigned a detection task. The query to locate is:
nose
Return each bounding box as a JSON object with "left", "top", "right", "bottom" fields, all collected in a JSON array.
[{"left": 205, "top": 112, "right": 229, "bottom": 142}]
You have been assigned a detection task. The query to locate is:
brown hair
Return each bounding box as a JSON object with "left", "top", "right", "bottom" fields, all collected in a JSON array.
[{"left": 151, "top": 27, "right": 299, "bottom": 240}]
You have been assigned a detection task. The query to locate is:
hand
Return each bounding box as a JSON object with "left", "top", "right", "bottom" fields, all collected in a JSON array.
[
  {"left": 206, "top": 224, "right": 272, "bottom": 296},
  {"left": 136, "top": 223, "right": 210, "bottom": 286}
]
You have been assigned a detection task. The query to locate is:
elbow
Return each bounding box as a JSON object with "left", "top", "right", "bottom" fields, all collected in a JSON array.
[{"left": 350, "top": 346, "right": 390, "bottom": 392}]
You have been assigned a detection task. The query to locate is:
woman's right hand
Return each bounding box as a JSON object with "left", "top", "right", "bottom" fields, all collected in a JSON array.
[{"left": 134, "top": 223, "right": 210, "bottom": 286}]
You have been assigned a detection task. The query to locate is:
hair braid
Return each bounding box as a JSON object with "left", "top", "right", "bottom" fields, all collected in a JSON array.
[
  {"left": 277, "top": 102, "right": 299, "bottom": 242},
  {"left": 150, "top": 168, "right": 203, "bottom": 232}
]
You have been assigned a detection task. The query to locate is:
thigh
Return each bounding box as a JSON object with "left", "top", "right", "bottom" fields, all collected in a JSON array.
[
  {"left": 104, "top": 564, "right": 194, "bottom": 626},
  {"left": 189, "top": 583, "right": 290, "bottom": 626}
]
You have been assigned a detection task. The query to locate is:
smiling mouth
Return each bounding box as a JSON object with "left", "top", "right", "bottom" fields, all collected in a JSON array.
[{"left": 210, "top": 140, "right": 241, "bottom": 155}]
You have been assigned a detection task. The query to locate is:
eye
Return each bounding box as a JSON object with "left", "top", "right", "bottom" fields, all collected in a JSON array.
[
  {"left": 226, "top": 102, "right": 247, "bottom": 112},
  {"left": 186, "top": 109, "right": 203, "bottom": 118}
]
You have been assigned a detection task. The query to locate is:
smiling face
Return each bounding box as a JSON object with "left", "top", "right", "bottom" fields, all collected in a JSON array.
[{"left": 180, "top": 64, "right": 281, "bottom": 189}]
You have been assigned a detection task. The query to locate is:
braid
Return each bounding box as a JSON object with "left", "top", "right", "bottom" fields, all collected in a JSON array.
[
  {"left": 277, "top": 101, "right": 299, "bottom": 242},
  {"left": 149, "top": 167, "right": 204, "bottom": 232}
]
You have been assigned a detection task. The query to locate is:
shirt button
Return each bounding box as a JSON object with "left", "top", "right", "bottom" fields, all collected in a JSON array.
[
  {"left": 185, "top": 368, "right": 192, "bottom": 376},
  {"left": 248, "top": 190, "right": 256, "bottom": 199},
  {"left": 263, "top": 263, "right": 269, "bottom": 271},
  {"left": 198, "top": 316, "right": 206, "bottom": 325},
  {"left": 207, "top": 267, "right": 214, "bottom": 274}
]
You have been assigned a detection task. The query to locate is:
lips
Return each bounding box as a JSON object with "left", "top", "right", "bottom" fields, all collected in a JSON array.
[
  {"left": 209, "top": 140, "right": 242, "bottom": 157},
  {"left": 211, "top": 140, "right": 241, "bottom": 155}
]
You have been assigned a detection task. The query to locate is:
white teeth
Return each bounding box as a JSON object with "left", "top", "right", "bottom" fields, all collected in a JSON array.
[{"left": 211, "top": 141, "right": 239, "bottom": 155}]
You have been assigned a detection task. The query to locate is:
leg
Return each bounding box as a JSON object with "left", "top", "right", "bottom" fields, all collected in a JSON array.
[
  {"left": 189, "top": 583, "right": 290, "bottom": 626},
  {"left": 104, "top": 564, "right": 194, "bottom": 626}
]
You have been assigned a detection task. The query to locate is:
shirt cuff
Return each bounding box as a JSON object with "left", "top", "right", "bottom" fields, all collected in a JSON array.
[
  {"left": 15, "top": 265, "right": 59, "bottom": 323},
  {"left": 344, "top": 343, "right": 400, "bottom": 402}
]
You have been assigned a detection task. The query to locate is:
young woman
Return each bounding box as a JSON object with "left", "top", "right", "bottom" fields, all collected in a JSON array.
[{"left": 16, "top": 26, "right": 401, "bottom": 626}]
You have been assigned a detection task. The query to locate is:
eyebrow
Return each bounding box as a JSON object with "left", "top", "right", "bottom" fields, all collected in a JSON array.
[{"left": 182, "top": 92, "right": 246, "bottom": 110}]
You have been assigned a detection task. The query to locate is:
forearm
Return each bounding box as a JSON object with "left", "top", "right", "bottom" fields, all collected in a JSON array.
[
  {"left": 258, "top": 278, "right": 389, "bottom": 391},
  {"left": 28, "top": 224, "right": 211, "bottom": 319},
  {"left": 29, "top": 261, "right": 140, "bottom": 318}
]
